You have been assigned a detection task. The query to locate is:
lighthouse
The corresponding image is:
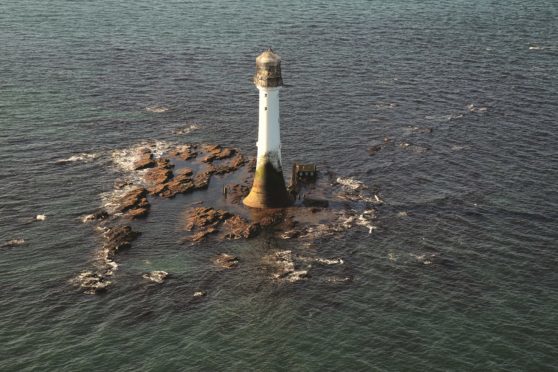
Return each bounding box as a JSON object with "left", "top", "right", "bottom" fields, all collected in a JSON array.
[{"left": 243, "top": 49, "right": 292, "bottom": 209}]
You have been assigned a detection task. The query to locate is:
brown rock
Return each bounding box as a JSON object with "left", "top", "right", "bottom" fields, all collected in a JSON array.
[
  {"left": 213, "top": 253, "right": 239, "bottom": 269},
  {"left": 224, "top": 184, "right": 249, "bottom": 204},
  {"left": 168, "top": 145, "right": 197, "bottom": 160},
  {"left": 184, "top": 207, "right": 232, "bottom": 231},
  {"left": 176, "top": 168, "right": 193, "bottom": 176},
  {"left": 133, "top": 149, "right": 155, "bottom": 170},
  {"left": 229, "top": 154, "right": 246, "bottom": 169},
  {"left": 118, "top": 188, "right": 149, "bottom": 213},
  {"left": 192, "top": 169, "right": 214, "bottom": 190},
  {"left": 162, "top": 173, "right": 195, "bottom": 198},
  {"left": 145, "top": 167, "right": 173, "bottom": 187},
  {"left": 200, "top": 144, "right": 236, "bottom": 163},
  {"left": 103, "top": 225, "right": 140, "bottom": 257},
  {"left": 155, "top": 158, "right": 173, "bottom": 169},
  {"left": 223, "top": 215, "right": 261, "bottom": 239},
  {"left": 188, "top": 227, "right": 218, "bottom": 242},
  {"left": 126, "top": 207, "right": 149, "bottom": 219}
]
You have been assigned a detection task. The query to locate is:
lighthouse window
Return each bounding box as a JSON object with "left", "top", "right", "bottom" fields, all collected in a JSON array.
[
  {"left": 265, "top": 107, "right": 267, "bottom": 110},
  {"left": 265, "top": 94, "right": 267, "bottom": 97}
]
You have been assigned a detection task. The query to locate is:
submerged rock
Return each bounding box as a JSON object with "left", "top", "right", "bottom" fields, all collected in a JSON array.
[
  {"left": 3, "top": 239, "right": 25, "bottom": 248},
  {"left": 367, "top": 143, "right": 383, "bottom": 156},
  {"left": 71, "top": 271, "right": 111, "bottom": 294},
  {"left": 142, "top": 270, "right": 168, "bottom": 284},
  {"left": 168, "top": 144, "right": 198, "bottom": 160},
  {"left": 103, "top": 225, "right": 140, "bottom": 259},
  {"left": 81, "top": 209, "right": 108, "bottom": 223},
  {"left": 223, "top": 215, "right": 261, "bottom": 239},
  {"left": 213, "top": 253, "right": 239, "bottom": 269},
  {"left": 263, "top": 250, "right": 309, "bottom": 283},
  {"left": 184, "top": 207, "right": 232, "bottom": 231},
  {"left": 223, "top": 184, "right": 249, "bottom": 204}
]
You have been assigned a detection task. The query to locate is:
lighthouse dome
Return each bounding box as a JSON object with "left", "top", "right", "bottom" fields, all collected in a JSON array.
[{"left": 253, "top": 48, "right": 283, "bottom": 88}]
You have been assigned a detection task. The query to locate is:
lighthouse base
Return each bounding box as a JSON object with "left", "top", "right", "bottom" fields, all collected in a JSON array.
[{"left": 243, "top": 160, "right": 292, "bottom": 209}]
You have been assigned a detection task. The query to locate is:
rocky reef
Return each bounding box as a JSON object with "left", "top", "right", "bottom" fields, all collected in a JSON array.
[{"left": 71, "top": 141, "right": 379, "bottom": 295}]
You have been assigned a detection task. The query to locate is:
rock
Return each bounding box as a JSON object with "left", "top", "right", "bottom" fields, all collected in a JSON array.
[
  {"left": 161, "top": 173, "right": 195, "bottom": 198},
  {"left": 280, "top": 230, "right": 300, "bottom": 239},
  {"left": 246, "top": 158, "right": 257, "bottom": 172},
  {"left": 142, "top": 270, "right": 168, "bottom": 284},
  {"left": 224, "top": 184, "right": 249, "bottom": 204},
  {"left": 229, "top": 154, "right": 246, "bottom": 169},
  {"left": 192, "top": 169, "right": 214, "bottom": 190},
  {"left": 155, "top": 158, "right": 173, "bottom": 169},
  {"left": 118, "top": 188, "right": 150, "bottom": 218},
  {"left": 71, "top": 271, "right": 111, "bottom": 294},
  {"left": 184, "top": 207, "right": 231, "bottom": 231},
  {"left": 103, "top": 225, "right": 140, "bottom": 258},
  {"left": 176, "top": 168, "right": 193, "bottom": 176},
  {"left": 145, "top": 167, "right": 173, "bottom": 188},
  {"left": 81, "top": 209, "right": 108, "bottom": 223},
  {"left": 368, "top": 144, "right": 383, "bottom": 156},
  {"left": 223, "top": 215, "right": 261, "bottom": 239},
  {"left": 3, "top": 239, "right": 25, "bottom": 248},
  {"left": 213, "top": 253, "right": 239, "bottom": 269},
  {"left": 133, "top": 148, "right": 155, "bottom": 170},
  {"left": 114, "top": 179, "right": 134, "bottom": 190},
  {"left": 126, "top": 207, "right": 149, "bottom": 219},
  {"left": 409, "top": 126, "right": 433, "bottom": 134},
  {"left": 263, "top": 250, "right": 309, "bottom": 283},
  {"left": 168, "top": 145, "right": 197, "bottom": 160},
  {"left": 200, "top": 144, "right": 235, "bottom": 163},
  {"left": 188, "top": 227, "right": 218, "bottom": 242}
]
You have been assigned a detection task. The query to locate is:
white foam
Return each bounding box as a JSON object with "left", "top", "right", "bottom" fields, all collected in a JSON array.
[
  {"left": 467, "top": 103, "right": 488, "bottom": 113},
  {"left": 111, "top": 140, "right": 174, "bottom": 173},
  {"left": 35, "top": 214, "right": 47, "bottom": 221},
  {"left": 336, "top": 177, "right": 367, "bottom": 191},
  {"left": 4, "top": 239, "right": 25, "bottom": 247},
  {"left": 145, "top": 105, "right": 169, "bottom": 113},
  {"left": 173, "top": 124, "right": 200, "bottom": 135},
  {"left": 100, "top": 185, "right": 141, "bottom": 214},
  {"left": 355, "top": 210, "right": 377, "bottom": 234},
  {"left": 56, "top": 153, "right": 99, "bottom": 164}
]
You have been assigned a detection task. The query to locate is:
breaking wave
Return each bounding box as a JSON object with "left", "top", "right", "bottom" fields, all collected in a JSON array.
[
  {"left": 56, "top": 153, "right": 99, "bottom": 164},
  {"left": 145, "top": 105, "right": 169, "bottom": 113}
]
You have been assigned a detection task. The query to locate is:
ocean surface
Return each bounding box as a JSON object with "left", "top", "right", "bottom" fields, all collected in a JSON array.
[{"left": 1, "top": 0, "right": 557, "bottom": 370}]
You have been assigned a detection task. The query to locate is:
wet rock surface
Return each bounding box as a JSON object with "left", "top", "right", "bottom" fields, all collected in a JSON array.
[
  {"left": 143, "top": 271, "right": 168, "bottom": 284},
  {"left": 133, "top": 148, "right": 156, "bottom": 170},
  {"left": 70, "top": 271, "right": 111, "bottom": 295},
  {"left": 213, "top": 253, "right": 239, "bottom": 269}
]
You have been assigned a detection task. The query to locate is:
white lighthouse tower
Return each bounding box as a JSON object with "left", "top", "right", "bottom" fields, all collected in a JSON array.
[{"left": 243, "top": 49, "right": 291, "bottom": 208}]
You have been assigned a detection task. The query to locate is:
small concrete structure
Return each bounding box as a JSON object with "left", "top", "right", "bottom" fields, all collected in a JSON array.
[
  {"left": 291, "top": 163, "right": 317, "bottom": 187},
  {"left": 243, "top": 49, "right": 291, "bottom": 209}
]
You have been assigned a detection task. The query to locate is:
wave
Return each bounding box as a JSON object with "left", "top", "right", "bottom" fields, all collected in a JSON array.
[
  {"left": 111, "top": 140, "right": 174, "bottom": 173},
  {"left": 145, "top": 105, "right": 169, "bottom": 113},
  {"left": 172, "top": 124, "right": 200, "bottom": 135},
  {"left": 56, "top": 152, "right": 99, "bottom": 164},
  {"left": 336, "top": 176, "right": 367, "bottom": 191}
]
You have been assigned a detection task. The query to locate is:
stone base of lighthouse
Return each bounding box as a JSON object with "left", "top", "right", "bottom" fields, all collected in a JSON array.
[{"left": 243, "top": 156, "right": 292, "bottom": 209}]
